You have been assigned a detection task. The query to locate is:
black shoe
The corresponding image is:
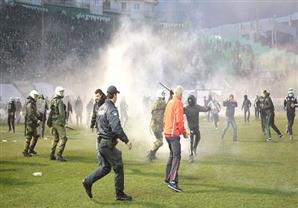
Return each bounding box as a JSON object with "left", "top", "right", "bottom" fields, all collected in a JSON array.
[
  {"left": 57, "top": 155, "right": 67, "bottom": 162},
  {"left": 29, "top": 150, "right": 37, "bottom": 155},
  {"left": 22, "top": 151, "right": 32, "bottom": 157},
  {"left": 115, "top": 192, "right": 132, "bottom": 201},
  {"left": 82, "top": 179, "right": 93, "bottom": 199},
  {"left": 167, "top": 181, "right": 182, "bottom": 192},
  {"left": 50, "top": 154, "right": 56, "bottom": 160},
  {"left": 279, "top": 134, "right": 283, "bottom": 138}
]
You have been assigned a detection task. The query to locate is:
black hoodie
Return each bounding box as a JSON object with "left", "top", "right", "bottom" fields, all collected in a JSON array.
[{"left": 184, "top": 95, "right": 210, "bottom": 130}]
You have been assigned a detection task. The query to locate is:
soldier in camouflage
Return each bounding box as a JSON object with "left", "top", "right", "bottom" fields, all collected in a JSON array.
[
  {"left": 147, "top": 90, "right": 166, "bottom": 161},
  {"left": 23, "top": 90, "right": 41, "bottom": 157},
  {"left": 49, "top": 86, "right": 68, "bottom": 161}
]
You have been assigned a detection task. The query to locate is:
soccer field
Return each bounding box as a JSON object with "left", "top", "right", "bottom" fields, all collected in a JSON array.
[{"left": 0, "top": 114, "right": 297, "bottom": 208}]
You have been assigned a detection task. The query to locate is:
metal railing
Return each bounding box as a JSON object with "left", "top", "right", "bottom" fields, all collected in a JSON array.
[{"left": 43, "top": 0, "right": 90, "bottom": 9}]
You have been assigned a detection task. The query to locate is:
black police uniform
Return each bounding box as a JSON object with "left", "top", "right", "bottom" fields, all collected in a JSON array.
[{"left": 83, "top": 94, "right": 131, "bottom": 200}]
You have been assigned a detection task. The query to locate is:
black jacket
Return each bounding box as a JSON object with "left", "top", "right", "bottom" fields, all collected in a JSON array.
[
  {"left": 184, "top": 95, "right": 210, "bottom": 130},
  {"left": 284, "top": 96, "right": 297, "bottom": 114},
  {"left": 96, "top": 99, "right": 129, "bottom": 144},
  {"left": 263, "top": 95, "right": 274, "bottom": 114},
  {"left": 242, "top": 99, "right": 251, "bottom": 111},
  {"left": 90, "top": 96, "right": 106, "bottom": 128},
  {"left": 7, "top": 100, "right": 16, "bottom": 113}
]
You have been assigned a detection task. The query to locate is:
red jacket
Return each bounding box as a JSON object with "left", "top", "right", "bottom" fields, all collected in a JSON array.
[{"left": 163, "top": 96, "right": 186, "bottom": 137}]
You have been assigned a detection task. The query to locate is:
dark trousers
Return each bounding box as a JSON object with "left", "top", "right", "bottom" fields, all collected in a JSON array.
[
  {"left": 95, "top": 136, "right": 102, "bottom": 165},
  {"left": 8, "top": 113, "right": 15, "bottom": 132},
  {"left": 286, "top": 113, "right": 295, "bottom": 136},
  {"left": 265, "top": 112, "right": 282, "bottom": 138},
  {"left": 85, "top": 139, "right": 125, "bottom": 195},
  {"left": 189, "top": 128, "right": 200, "bottom": 156},
  {"left": 255, "top": 107, "right": 259, "bottom": 119},
  {"left": 260, "top": 112, "right": 266, "bottom": 133},
  {"left": 244, "top": 109, "right": 250, "bottom": 123},
  {"left": 165, "top": 136, "right": 181, "bottom": 183},
  {"left": 24, "top": 124, "right": 39, "bottom": 152}
]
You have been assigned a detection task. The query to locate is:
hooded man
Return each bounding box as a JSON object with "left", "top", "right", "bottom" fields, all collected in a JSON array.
[
  {"left": 23, "top": 90, "right": 41, "bottom": 157},
  {"left": 284, "top": 88, "right": 298, "bottom": 140},
  {"left": 263, "top": 90, "right": 282, "bottom": 142},
  {"left": 184, "top": 94, "right": 210, "bottom": 162}
]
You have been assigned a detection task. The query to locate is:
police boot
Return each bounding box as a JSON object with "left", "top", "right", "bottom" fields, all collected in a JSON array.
[
  {"left": 57, "top": 154, "right": 67, "bottom": 162},
  {"left": 23, "top": 139, "right": 32, "bottom": 157},
  {"left": 29, "top": 137, "right": 38, "bottom": 155},
  {"left": 22, "top": 151, "right": 32, "bottom": 157},
  {"left": 50, "top": 151, "right": 56, "bottom": 160}
]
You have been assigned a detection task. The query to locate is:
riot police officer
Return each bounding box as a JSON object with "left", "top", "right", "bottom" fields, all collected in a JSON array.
[
  {"left": 49, "top": 86, "right": 68, "bottom": 161},
  {"left": 147, "top": 89, "right": 166, "bottom": 161},
  {"left": 23, "top": 90, "right": 41, "bottom": 157}
]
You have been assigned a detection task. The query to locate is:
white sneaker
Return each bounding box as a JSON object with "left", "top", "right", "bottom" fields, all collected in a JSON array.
[{"left": 266, "top": 138, "right": 272, "bottom": 142}]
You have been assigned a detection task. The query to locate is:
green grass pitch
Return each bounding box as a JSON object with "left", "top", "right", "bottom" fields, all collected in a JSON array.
[{"left": 1, "top": 113, "right": 297, "bottom": 208}]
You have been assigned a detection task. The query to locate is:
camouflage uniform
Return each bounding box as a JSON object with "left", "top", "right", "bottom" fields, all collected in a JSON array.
[
  {"left": 147, "top": 97, "right": 166, "bottom": 161},
  {"left": 23, "top": 96, "right": 41, "bottom": 156},
  {"left": 49, "top": 96, "right": 68, "bottom": 161}
]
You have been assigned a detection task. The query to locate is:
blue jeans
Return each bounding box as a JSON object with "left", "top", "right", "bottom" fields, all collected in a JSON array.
[{"left": 221, "top": 117, "right": 237, "bottom": 141}]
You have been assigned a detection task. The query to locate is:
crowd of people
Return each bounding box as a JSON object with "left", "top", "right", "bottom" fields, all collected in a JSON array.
[
  {"left": 2, "top": 83, "right": 297, "bottom": 199},
  {"left": 195, "top": 37, "right": 255, "bottom": 75},
  {"left": 0, "top": 4, "right": 112, "bottom": 80}
]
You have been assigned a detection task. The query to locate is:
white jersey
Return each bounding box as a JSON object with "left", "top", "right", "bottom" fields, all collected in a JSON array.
[{"left": 208, "top": 100, "right": 221, "bottom": 114}]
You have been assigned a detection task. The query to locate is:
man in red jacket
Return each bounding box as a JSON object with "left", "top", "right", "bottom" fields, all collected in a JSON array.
[{"left": 163, "top": 85, "right": 188, "bottom": 192}]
